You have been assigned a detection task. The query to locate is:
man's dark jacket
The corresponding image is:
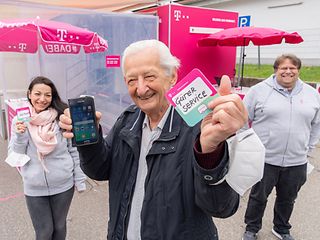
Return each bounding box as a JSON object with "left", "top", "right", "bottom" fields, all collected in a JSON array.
[{"left": 78, "top": 105, "right": 239, "bottom": 240}]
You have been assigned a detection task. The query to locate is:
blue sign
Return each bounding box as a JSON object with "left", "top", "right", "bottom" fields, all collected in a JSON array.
[{"left": 238, "top": 15, "right": 251, "bottom": 27}]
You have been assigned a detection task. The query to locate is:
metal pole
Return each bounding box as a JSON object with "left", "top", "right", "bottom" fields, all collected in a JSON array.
[
  {"left": 237, "top": 46, "right": 243, "bottom": 87},
  {"left": 240, "top": 38, "right": 246, "bottom": 88},
  {"left": 241, "top": 45, "right": 246, "bottom": 88},
  {"left": 36, "top": 16, "right": 42, "bottom": 76},
  {"left": 258, "top": 45, "right": 261, "bottom": 68}
]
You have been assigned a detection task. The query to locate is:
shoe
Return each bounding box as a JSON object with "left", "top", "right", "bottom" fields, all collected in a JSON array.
[
  {"left": 242, "top": 231, "right": 257, "bottom": 240},
  {"left": 272, "top": 228, "right": 295, "bottom": 240}
]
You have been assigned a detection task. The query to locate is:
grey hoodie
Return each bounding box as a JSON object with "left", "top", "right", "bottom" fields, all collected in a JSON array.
[
  {"left": 9, "top": 116, "right": 86, "bottom": 196},
  {"left": 242, "top": 75, "right": 320, "bottom": 167}
]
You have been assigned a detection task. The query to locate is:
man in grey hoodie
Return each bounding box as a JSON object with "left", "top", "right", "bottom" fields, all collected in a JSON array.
[{"left": 242, "top": 54, "right": 320, "bottom": 240}]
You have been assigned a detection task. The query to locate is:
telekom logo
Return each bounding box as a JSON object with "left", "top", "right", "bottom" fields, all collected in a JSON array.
[
  {"left": 19, "top": 43, "right": 27, "bottom": 52},
  {"left": 174, "top": 10, "right": 182, "bottom": 21},
  {"left": 57, "top": 29, "right": 68, "bottom": 41},
  {"left": 93, "top": 42, "right": 100, "bottom": 50}
]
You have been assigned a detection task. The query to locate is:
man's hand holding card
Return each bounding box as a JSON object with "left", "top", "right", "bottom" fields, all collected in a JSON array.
[
  {"left": 200, "top": 75, "right": 248, "bottom": 153},
  {"left": 166, "top": 69, "right": 248, "bottom": 153}
]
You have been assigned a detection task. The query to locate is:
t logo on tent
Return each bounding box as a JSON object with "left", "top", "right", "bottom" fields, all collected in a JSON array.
[{"left": 57, "top": 29, "right": 68, "bottom": 41}]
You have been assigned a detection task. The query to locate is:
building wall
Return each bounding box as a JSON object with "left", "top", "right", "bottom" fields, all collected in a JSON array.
[{"left": 196, "top": 0, "right": 320, "bottom": 66}]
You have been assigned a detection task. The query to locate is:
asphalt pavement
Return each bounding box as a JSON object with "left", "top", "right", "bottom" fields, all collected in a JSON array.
[{"left": 1, "top": 136, "right": 319, "bottom": 240}]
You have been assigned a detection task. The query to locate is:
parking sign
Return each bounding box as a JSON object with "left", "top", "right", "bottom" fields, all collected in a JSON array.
[{"left": 238, "top": 15, "right": 251, "bottom": 27}]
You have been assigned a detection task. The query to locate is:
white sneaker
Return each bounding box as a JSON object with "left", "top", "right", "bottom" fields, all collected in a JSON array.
[{"left": 272, "top": 228, "right": 295, "bottom": 240}]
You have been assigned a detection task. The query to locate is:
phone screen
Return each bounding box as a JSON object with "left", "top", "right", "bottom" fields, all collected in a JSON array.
[{"left": 68, "top": 96, "right": 99, "bottom": 146}]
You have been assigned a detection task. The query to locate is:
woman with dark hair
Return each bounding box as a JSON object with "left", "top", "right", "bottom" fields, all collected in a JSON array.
[
  {"left": 27, "top": 76, "right": 67, "bottom": 118},
  {"left": 9, "top": 76, "right": 86, "bottom": 240}
]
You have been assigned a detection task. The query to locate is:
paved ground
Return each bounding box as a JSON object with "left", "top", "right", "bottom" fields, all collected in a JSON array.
[{"left": 1, "top": 136, "right": 319, "bottom": 240}]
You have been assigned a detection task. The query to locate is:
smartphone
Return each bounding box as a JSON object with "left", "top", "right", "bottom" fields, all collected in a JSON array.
[{"left": 68, "top": 96, "right": 99, "bottom": 146}]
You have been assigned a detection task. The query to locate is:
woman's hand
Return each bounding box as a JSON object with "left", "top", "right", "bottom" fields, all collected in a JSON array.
[{"left": 15, "top": 121, "right": 27, "bottom": 134}]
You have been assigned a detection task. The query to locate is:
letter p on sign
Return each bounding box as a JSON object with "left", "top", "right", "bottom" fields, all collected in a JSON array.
[{"left": 238, "top": 16, "right": 251, "bottom": 27}]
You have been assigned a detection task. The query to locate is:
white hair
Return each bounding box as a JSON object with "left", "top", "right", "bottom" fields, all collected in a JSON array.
[{"left": 121, "top": 39, "right": 180, "bottom": 76}]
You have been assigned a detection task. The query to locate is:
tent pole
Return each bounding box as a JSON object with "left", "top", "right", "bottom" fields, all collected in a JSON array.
[
  {"left": 237, "top": 46, "right": 243, "bottom": 87},
  {"left": 240, "top": 46, "right": 246, "bottom": 90},
  {"left": 258, "top": 45, "right": 261, "bottom": 68},
  {"left": 240, "top": 38, "right": 246, "bottom": 89}
]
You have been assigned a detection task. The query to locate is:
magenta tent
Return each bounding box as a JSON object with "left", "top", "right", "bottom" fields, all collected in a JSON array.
[
  {"left": 198, "top": 26, "right": 303, "bottom": 85},
  {"left": 0, "top": 17, "right": 108, "bottom": 54}
]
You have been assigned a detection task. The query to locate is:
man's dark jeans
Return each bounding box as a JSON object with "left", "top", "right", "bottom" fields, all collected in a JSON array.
[{"left": 244, "top": 163, "right": 307, "bottom": 234}]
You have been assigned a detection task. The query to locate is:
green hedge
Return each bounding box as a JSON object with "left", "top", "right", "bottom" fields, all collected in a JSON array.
[{"left": 237, "top": 64, "right": 320, "bottom": 83}]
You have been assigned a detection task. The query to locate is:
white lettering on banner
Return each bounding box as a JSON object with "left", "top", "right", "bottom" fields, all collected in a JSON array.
[
  {"left": 18, "top": 43, "right": 27, "bottom": 52},
  {"left": 212, "top": 17, "right": 235, "bottom": 23},
  {"left": 0, "top": 22, "right": 30, "bottom": 28},
  {"left": 45, "top": 44, "right": 78, "bottom": 53},
  {"left": 57, "top": 29, "right": 68, "bottom": 41}
]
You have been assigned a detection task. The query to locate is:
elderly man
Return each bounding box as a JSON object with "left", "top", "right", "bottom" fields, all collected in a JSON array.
[{"left": 59, "top": 39, "right": 247, "bottom": 240}]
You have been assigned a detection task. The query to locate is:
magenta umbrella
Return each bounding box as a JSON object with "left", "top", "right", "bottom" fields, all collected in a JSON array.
[
  {"left": 198, "top": 26, "right": 303, "bottom": 85},
  {"left": 0, "top": 17, "right": 108, "bottom": 54}
]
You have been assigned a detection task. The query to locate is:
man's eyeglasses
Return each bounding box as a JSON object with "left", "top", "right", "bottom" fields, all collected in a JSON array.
[{"left": 278, "top": 67, "right": 298, "bottom": 72}]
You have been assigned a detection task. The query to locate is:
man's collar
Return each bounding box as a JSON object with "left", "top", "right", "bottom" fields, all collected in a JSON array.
[
  {"left": 142, "top": 106, "right": 172, "bottom": 131},
  {"left": 272, "top": 75, "right": 303, "bottom": 95},
  {"left": 273, "top": 75, "right": 295, "bottom": 92}
]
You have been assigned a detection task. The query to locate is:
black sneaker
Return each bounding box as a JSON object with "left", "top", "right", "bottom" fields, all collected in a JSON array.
[
  {"left": 272, "top": 228, "right": 295, "bottom": 240},
  {"left": 242, "top": 231, "right": 257, "bottom": 240}
]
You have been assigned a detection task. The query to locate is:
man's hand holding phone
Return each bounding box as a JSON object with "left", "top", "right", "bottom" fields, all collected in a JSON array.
[
  {"left": 60, "top": 109, "right": 101, "bottom": 138},
  {"left": 60, "top": 96, "right": 101, "bottom": 146}
]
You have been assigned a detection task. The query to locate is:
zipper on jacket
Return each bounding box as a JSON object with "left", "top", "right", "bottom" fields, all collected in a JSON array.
[
  {"left": 281, "top": 96, "right": 293, "bottom": 165},
  {"left": 120, "top": 173, "right": 136, "bottom": 240}
]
